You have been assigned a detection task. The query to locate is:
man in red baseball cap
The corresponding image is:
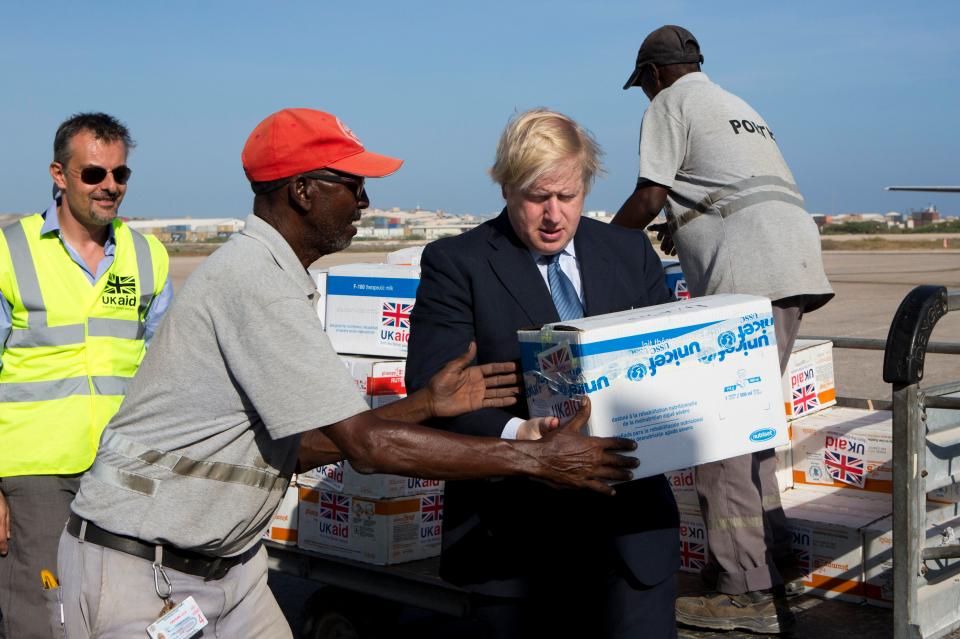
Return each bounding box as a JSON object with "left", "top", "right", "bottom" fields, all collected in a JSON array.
[{"left": 54, "top": 108, "right": 637, "bottom": 638}]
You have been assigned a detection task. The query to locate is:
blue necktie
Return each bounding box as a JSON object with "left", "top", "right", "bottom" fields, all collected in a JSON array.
[{"left": 544, "top": 253, "right": 584, "bottom": 321}]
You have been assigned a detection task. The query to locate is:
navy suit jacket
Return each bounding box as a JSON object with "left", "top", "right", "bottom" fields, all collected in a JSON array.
[{"left": 405, "top": 210, "right": 680, "bottom": 595}]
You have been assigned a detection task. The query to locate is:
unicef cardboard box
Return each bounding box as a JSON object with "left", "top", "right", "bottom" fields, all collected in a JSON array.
[
  {"left": 661, "top": 259, "right": 690, "bottom": 300},
  {"left": 297, "top": 488, "right": 442, "bottom": 565},
  {"left": 518, "top": 295, "right": 788, "bottom": 479},
  {"left": 324, "top": 264, "right": 420, "bottom": 357}
]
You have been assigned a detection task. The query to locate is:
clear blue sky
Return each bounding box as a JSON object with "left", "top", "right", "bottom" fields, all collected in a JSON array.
[{"left": 2, "top": 1, "right": 958, "bottom": 219}]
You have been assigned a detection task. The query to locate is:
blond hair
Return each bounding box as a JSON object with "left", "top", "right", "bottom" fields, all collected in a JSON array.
[{"left": 490, "top": 108, "right": 603, "bottom": 193}]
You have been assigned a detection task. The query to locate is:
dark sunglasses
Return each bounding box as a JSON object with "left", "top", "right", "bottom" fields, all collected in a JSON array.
[
  {"left": 74, "top": 165, "right": 133, "bottom": 186},
  {"left": 301, "top": 170, "right": 366, "bottom": 200}
]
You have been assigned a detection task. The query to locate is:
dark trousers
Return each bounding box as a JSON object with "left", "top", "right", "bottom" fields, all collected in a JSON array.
[
  {"left": 472, "top": 557, "right": 678, "bottom": 639},
  {"left": 0, "top": 475, "right": 79, "bottom": 639}
]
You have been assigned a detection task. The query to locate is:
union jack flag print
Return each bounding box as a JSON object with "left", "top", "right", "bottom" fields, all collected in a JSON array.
[
  {"left": 674, "top": 279, "right": 690, "bottom": 300},
  {"left": 381, "top": 302, "right": 413, "bottom": 329},
  {"left": 538, "top": 345, "right": 572, "bottom": 374},
  {"left": 824, "top": 450, "right": 866, "bottom": 488},
  {"left": 421, "top": 495, "right": 443, "bottom": 522},
  {"left": 679, "top": 541, "right": 706, "bottom": 570},
  {"left": 792, "top": 383, "right": 820, "bottom": 416},
  {"left": 319, "top": 493, "right": 351, "bottom": 523},
  {"left": 793, "top": 548, "right": 811, "bottom": 580}
]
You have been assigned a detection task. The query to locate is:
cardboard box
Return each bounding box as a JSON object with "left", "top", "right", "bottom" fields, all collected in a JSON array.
[
  {"left": 339, "top": 355, "right": 407, "bottom": 409},
  {"left": 325, "top": 264, "right": 420, "bottom": 357},
  {"left": 661, "top": 259, "right": 689, "bottom": 300},
  {"left": 298, "top": 461, "right": 443, "bottom": 499},
  {"left": 518, "top": 295, "right": 788, "bottom": 479},
  {"left": 792, "top": 408, "right": 893, "bottom": 493},
  {"left": 781, "top": 486, "right": 890, "bottom": 602},
  {"left": 862, "top": 505, "right": 960, "bottom": 608},
  {"left": 386, "top": 246, "right": 425, "bottom": 266},
  {"left": 776, "top": 442, "right": 793, "bottom": 492},
  {"left": 262, "top": 480, "right": 299, "bottom": 545},
  {"left": 297, "top": 488, "right": 443, "bottom": 565},
  {"left": 782, "top": 339, "right": 836, "bottom": 420},
  {"left": 678, "top": 506, "right": 708, "bottom": 574},
  {"left": 307, "top": 268, "right": 328, "bottom": 327}
]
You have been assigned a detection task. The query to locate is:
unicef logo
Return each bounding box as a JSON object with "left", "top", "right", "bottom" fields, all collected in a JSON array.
[
  {"left": 717, "top": 331, "right": 737, "bottom": 349},
  {"left": 627, "top": 363, "right": 647, "bottom": 381}
]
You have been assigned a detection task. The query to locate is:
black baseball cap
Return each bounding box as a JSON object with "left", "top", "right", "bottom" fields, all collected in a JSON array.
[{"left": 623, "top": 25, "right": 704, "bottom": 90}]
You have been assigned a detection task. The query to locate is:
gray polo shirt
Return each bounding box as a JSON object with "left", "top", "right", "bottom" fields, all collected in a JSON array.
[
  {"left": 72, "top": 214, "right": 368, "bottom": 557},
  {"left": 637, "top": 72, "right": 833, "bottom": 308}
]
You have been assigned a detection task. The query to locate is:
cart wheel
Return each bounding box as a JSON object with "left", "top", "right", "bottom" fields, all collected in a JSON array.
[
  {"left": 304, "top": 609, "right": 360, "bottom": 639},
  {"left": 300, "top": 586, "right": 399, "bottom": 639}
]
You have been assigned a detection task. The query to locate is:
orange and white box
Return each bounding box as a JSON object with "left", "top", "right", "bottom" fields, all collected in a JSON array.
[
  {"left": 324, "top": 263, "right": 420, "bottom": 358},
  {"left": 791, "top": 407, "right": 893, "bottom": 493},
  {"left": 298, "top": 460, "right": 443, "bottom": 499},
  {"left": 862, "top": 505, "right": 960, "bottom": 608},
  {"left": 262, "top": 479, "right": 299, "bottom": 545},
  {"left": 781, "top": 486, "right": 890, "bottom": 602},
  {"left": 782, "top": 339, "right": 836, "bottom": 420},
  {"left": 339, "top": 355, "right": 407, "bottom": 409},
  {"left": 297, "top": 488, "right": 443, "bottom": 565},
  {"left": 678, "top": 506, "right": 708, "bottom": 574}
]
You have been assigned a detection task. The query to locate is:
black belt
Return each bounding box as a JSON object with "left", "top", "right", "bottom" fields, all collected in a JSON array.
[{"left": 67, "top": 514, "right": 244, "bottom": 581}]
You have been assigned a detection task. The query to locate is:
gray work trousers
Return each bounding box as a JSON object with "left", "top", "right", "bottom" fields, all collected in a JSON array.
[
  {"left": 56, "top": 530, "right": 291, "bottom": 639},
  {"left": 0, "top": 475, "right": 79, "bottom": 639},
  {"left": 694, "top": 298, "right": 805, "bottom": 594}
]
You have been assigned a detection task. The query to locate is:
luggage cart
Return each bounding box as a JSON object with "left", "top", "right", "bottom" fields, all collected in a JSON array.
[{"left": 266, "top": 285, "right": 960, "bottom": 639}]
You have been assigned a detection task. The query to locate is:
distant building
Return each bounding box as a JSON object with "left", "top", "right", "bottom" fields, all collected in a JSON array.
[
  {"left": 124, "top": 217, "right": 245, "bottom": 242},
  {"left": 911, "top": 205, "right": 940, "bottom": 227}
]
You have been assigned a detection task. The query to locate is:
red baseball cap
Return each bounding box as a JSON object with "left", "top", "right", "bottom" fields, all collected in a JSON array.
[{"left": 242, "top": 108, "right": 403, "bottom": 182}]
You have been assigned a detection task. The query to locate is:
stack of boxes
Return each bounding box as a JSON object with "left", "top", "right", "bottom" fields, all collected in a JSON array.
[
  {"left": 652, "top": 261, "right": 959, "bottom": 604},
  {"left": 268, "top": 247, "right": 444, "bottom": 565}
]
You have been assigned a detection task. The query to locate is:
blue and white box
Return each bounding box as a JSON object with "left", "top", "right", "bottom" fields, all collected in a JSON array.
[
  {"left": 661, "top": 259, "right": 689, "bottom": 300},
  {"left": 325, "top": 264, "right": 420, "bottom": 357},
  {"left": 518, "top": 294, "right": 788, "bottom": 479}
]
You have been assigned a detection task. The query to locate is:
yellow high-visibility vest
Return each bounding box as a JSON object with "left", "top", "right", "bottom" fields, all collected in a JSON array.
[{"left": 0, "top": 213, "right": 168, "bottom": 476}]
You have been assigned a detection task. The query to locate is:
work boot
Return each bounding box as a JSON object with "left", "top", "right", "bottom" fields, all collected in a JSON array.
[{"left": 675, "top": 589, "right": 796, "bottom": 635}]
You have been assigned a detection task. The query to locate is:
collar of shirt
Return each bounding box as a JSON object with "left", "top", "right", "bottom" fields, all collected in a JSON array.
[
  {"left": 240, "top": 213, "right": 317, "bottom": 300},
  {"left": 39, "top": 198, "right": 118, "bottom": 283},
  {"left": 672, "top": 71, "right": 711, "bottom": 87},
  {"left": 529, "top": 241, "right": 583, "bottom": 303},
  {"left": 40, "top": 198, "right": 117, "bottom": 256}
]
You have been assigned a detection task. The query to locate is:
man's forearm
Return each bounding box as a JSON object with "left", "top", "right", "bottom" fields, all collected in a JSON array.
[
  {"left": 612, "top": 183, "right": 670, "bottom": 230},
  {"left": 371, "top": 388, "right": 434, "bottom": 424}
]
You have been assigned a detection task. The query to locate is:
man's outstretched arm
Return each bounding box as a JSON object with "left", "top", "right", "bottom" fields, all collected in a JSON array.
[
  {"left": 613, "top": 181, "right": 670, "bottom": 230},
  {"left": 302, "top": 398, "right": 638, "bottom": 497}
]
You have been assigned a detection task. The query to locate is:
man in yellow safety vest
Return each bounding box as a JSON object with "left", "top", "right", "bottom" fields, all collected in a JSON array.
[{"left": 0, "top": 113, "right": 171, "bottom": 639}]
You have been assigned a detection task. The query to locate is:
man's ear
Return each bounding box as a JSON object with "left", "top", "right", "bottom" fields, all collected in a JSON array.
[
  {"left": 49, "top": 162, "right": 68, "bottom": 191},
  {"left": 289, "top": 176, "right": 312, "bottom": 212},
  {"left": 501, "top": 184, "right": 509, "bottom": 201}
]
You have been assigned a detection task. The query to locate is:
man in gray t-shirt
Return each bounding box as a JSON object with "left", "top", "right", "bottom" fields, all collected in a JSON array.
[
  {"left": 613, "top": 26, "right": 833, "bottom": 635},
  {"left": 55, "top": 109, "right": 638, "bottom": 639}
]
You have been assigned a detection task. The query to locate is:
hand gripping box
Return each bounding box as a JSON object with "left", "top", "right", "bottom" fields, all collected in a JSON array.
[
  {"left": 661, "top": 259, "right": 690, "bottom": 300},
  {"left": 792, "top": 407, "right": 893, "bottom": 493},
  {"left": 782, "top": 339, "right": 836, "bottom": 420},
  {"left": 518, "top": 295, "right": 788, "bottom": 479},
  {"left": 297, "top": 488, "right": 443, "bottom": 565},
  {"left": 324, "top": 264, "right": 420, "bottom": 357},
  {"left": 339, "top": 355, "right": 407, "bottom": 409}
]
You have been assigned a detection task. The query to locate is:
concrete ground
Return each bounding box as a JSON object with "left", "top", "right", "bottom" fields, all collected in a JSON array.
[{"left": 168, "top": 248, "right": 960, "bottom": 638}]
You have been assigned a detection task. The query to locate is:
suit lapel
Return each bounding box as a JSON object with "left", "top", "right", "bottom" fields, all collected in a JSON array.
[
  {"left": 487, "top": 210, "right": 559, "bottom": 326},
  {"left": 575, "top": 222, "right": 619, "bottom": 316}
]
